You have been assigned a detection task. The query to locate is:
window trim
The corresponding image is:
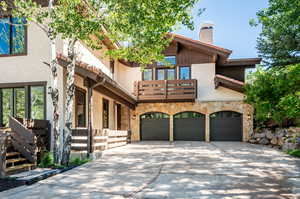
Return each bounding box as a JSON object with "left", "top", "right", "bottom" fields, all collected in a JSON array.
[
  {"left": 0, "top": 15, "right": 28, "bottom": 57},
  {"left": 179, "top": 66, "right": 191, "bottom": 80}
]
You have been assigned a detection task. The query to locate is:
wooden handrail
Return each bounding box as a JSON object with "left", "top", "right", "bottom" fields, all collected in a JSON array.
[
  {"left": 9, "top": 117, "right": 37, "bottom": 163},
  {"left": 134, "top": 79, "right": 197, "bottom": 102}
]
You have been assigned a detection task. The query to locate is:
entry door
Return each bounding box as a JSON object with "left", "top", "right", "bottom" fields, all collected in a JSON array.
[
  {"left": 140, "top": 112, "right": 169, "bottom": 140},
  {"left": 174, "top": 112, "right": 205, "bottom": 141},
  {"left": 210, "top": 111, "right": 242, "bottom": 141}
]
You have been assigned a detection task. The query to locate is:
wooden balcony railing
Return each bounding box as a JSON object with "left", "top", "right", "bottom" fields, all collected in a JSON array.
[{"left": 134, "top": 79, "right": 197, "bottom": 102}]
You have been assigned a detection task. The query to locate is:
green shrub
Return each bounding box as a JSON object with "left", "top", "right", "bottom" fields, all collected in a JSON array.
[
  {"left": 245, "top": 64, "right": 300, "bottom": 126},
  {"left": 287, "top": 149, "right": 300, "bottom": 158},
  {"left": 38, "top": 152, "right": 54, "bottom": 168},
  {"left": 69, "top": 157, "right": 91, "bottom": 167}
]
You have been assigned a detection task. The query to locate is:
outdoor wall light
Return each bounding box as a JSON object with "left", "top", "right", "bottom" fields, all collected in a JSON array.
[{"left": 132, "top": 114, "right": 137, "bottom": 120}]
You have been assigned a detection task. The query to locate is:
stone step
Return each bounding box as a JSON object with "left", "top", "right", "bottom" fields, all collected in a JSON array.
[
  {"left": 6, "top": 152, "right": 21, "bottom": 158},
  {"left": 5, "top": 163, "right": 36, "bottom": 175},
  {"left": 6, "top": 158, "right": 27, "bottom": 164}
]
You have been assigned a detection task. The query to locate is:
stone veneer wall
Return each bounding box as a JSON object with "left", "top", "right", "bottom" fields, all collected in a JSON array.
[
  {"left": 120, "top": 105, "right": 130, "bottom": 131},
  {"left": 130, "top": 101, "right": 253, "bottom": 142}
]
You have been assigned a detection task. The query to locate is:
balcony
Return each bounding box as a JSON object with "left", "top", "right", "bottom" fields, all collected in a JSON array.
[{"left": 134, "top": 79, "right": 197, "bottom": 102}]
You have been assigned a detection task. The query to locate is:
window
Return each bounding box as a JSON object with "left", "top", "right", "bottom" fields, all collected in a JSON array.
[
  {"left": 0, "top": 17, "right": 27, "bottom": 56},
  {"left": 179, "top": 66, "right": 191, "bottom": 80},
  {"left": 14, "top": 88, "right": 25, "bottom": 118},
  {"left": 0, "top": 84, "right": 46, "bottom": 127},
  {"left": 75, "top": 88, "right": 86, "bottom": 127},
  {"left": 142, "top": 68, "right": 152, "bottom": 81},
  {"left": 156, "top": 68, "right": 176, "bottom": 80},
  {"left": 140, "top": 112, "right": 169, "bottom": 119},
  {"left": 174, "top": 112, "right": 203, "bottom": 119},
  {"left": 31, "top": 86, "right": 45, "bottom": 120},
  {"left": 1, "top": 89, "right": 13, "bottom": 127},
  {"left": 103, "top": 98, "right": 109, "bottom": 128},
  {"left": 157, "top": 56, "right": 176, "bottom": 66}
]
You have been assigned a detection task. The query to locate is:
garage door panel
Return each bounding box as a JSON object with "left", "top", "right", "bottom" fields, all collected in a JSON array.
[
  {"left": 140, "top": 112, "right": 169, "bottom": 141},
  {"left": 210, "top": 111, "right": 242, "bottom": 141},
  {"left": 174, "top": 112, "right": 205, "bottom": 141}
]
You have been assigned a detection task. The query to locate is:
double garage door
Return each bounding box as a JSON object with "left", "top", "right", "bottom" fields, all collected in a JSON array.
[{"left": 140, "top": 111, "right": 242, "bottom": 141}]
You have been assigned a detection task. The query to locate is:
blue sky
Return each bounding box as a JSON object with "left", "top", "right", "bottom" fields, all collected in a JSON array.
[{"left": 175, "top": 0, "right": 269, "bottom": 58}]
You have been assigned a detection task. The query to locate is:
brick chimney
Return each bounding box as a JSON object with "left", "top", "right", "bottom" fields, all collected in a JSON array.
[{"left": 199, "top": 22, "right": 214, "bottom": 44}]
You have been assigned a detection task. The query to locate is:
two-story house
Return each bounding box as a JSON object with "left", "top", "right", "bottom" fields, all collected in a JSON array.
[
  {"left": 127, "top": 23, "right": 261, "bottom": 142},
  {"left": 0, "top": 10, "right": 260, "bottom": 153}
]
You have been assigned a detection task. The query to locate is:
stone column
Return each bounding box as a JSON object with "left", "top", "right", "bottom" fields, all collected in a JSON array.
[
  {"left": 169, "top": 115, "right": 174, "bottom": 142},
  {"left": 205, "top": 114, "right": 210, "bottom": 142}
]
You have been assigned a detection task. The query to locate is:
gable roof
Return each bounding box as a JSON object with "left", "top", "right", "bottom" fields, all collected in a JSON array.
[
  {"left": 220, "top": 58, "right": 262, "bottom": 68},
  {"left": 170, "top": 33, "right": 232, "bottom": 58}
]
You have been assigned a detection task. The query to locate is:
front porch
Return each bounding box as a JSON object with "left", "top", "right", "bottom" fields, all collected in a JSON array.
[{"left": 58, "top": 54, "right": 136, "bottom": 158}]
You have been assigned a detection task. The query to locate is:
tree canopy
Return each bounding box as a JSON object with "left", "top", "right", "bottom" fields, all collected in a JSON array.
[
  {"left": 245, "top": 64, "right": 300, "bottom": 126},
  {"left": 250, "top": 0, "right": 300, "bottom": 67},
  {"left": 8, "top": 0, "right": 199, "bottom": 65}
]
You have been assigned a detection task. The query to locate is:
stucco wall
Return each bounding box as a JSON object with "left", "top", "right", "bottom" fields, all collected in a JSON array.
[
  {"left": 0, "top": 22, "right": 66, "bottom": 133},
  {"left": 73, "top": 75, "right": 132, "bottom": 131},
  {"left": 115, "top": 62, "right": 141, "bottom": 94},
  {"left": 192, "top": 63, "right": 244, "bottom": 101},
  {"left": 131, "top": 101, "right": 253, "bottom": 142}
]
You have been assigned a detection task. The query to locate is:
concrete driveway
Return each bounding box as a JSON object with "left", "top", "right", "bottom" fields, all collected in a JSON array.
[{"left": 2, "top": 142, "right": 300, "bottom": 199}]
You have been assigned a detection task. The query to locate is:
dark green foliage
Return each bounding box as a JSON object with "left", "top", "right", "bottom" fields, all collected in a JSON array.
[
  {"left": 245, "top": 64, "right": 300, "bottom": 126},
  {"left": 287, "top": 149, "right": 300, "bottom": 158},
  {"left": 38, "top": 152, "right": 54, "bottom": 168},
  {"left": 69, "top": 157, "right": 91, "bottom": 167},
  {"left": 251, "top": 0, "right": 300, "bottom": 67}
]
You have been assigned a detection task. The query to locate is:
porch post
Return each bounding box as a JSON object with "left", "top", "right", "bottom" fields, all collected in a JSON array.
[
  {"left": 84, "top": 77, "right": 94, "bottom": 156},
  {"left": 205, "top": 114, "right": 210, "bottom": 142},
  {"left": 169, "top": 115, "right": 174, "bottom": 142},
  {"left": 87, "top": 86, "right": 93, "bottom": 154}
]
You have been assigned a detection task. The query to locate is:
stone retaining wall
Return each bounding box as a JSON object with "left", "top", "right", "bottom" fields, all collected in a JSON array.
[
  {"left": 249, "top": 127, "right": 300, "bottom": 150},
  {"left": 130, "top": 100, "right": 253, "bottom": 142}
]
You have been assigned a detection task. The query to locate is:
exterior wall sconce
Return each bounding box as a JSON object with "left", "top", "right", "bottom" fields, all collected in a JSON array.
[{"left": 132, "top": 114, "right": 137, "bottom": 120}]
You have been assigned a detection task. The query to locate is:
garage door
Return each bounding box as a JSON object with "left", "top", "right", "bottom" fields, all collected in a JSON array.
[
  {"left": 140, "top": 112, "right": 169, "bottom": 140},
  {"left": 210, "top": 111, "right": 242, "bottom": 141},
  {"left": 174, "top": 112, "right": 205, "bottom": 141}
]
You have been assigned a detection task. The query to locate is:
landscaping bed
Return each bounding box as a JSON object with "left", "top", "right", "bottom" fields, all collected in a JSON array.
[
  {"left": 0, "top": 154, "right": 91, "bottom": 192},
  {"left": 0, "top": 178, "right": 26, "bottom": 192}
]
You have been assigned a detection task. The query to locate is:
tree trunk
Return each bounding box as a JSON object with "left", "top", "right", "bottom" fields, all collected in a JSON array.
[
  {"left": 48, "top": 0, "right": 61, "bottom": 164},
  {"left": 61, "top": 39, "right": 77, "bottom": 165}
]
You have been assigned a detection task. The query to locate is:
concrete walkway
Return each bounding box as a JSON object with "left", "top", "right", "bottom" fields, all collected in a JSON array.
[{"left": 1, "top": 142, "right": 300, "bottom": 199}]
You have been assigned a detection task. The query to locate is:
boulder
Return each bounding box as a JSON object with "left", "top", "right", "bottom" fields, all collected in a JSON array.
[
  {"left": 282, "top": 142, "right": 297, "bottom": 151},
  {"left": 289, "top": 127, "right": 300, "bottom": 134},
  {"left": 259, "top": 138, "right": 270, "bottom": 145},
  {"left": 275, "top": 128, "right": 288, "bottom": 138},
  {"left": 266, "top": 130, "right": 274, "bottom": 140},
  {"left": 271, "top": 137, "right": 278, "bottom": 145},
  {"left": 253, "top": 133, "right": 266, "bottom": 139},
  {"left": 249, "top": 139, "right": 258, "bottom": 144},
  {"left": 278, "top": 137, "right": 284, "bottom": 146}
]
